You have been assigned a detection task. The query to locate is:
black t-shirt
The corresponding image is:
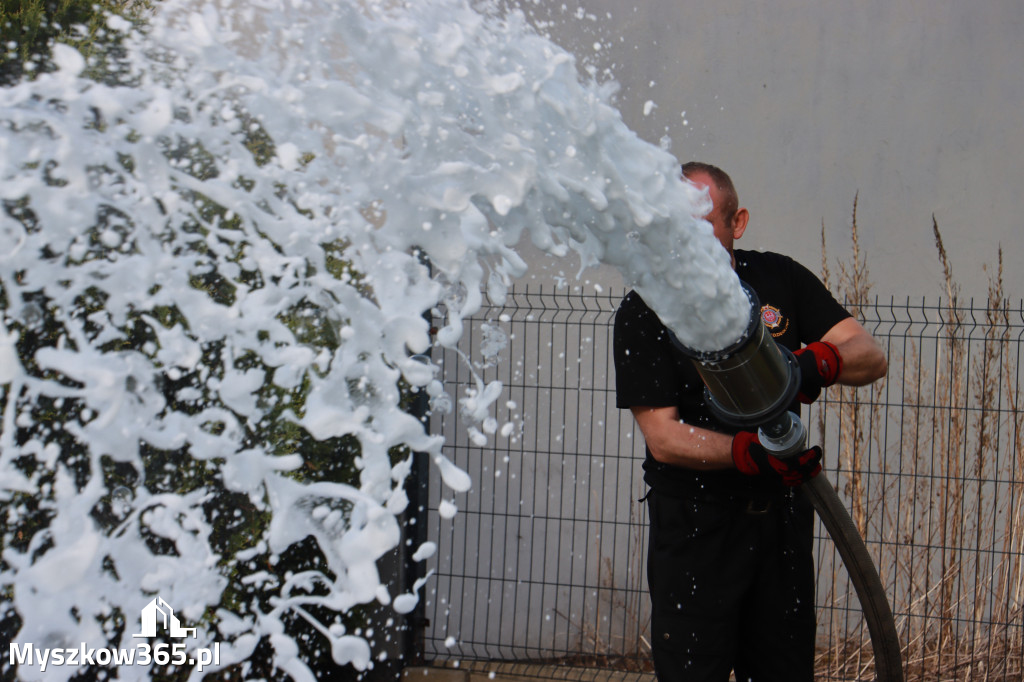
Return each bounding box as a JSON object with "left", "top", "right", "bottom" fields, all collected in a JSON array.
[{"left": 613, "top": 249, "right": 851, "bottom": 497}]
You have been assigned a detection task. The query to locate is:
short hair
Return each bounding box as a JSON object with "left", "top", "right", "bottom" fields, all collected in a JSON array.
[{"left": 681, "top": 161, "right": 739, "bottom": 219}]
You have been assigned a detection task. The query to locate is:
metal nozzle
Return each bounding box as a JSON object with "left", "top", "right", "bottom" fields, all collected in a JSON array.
[{"left": 671, "top": 282, "right": 800, "bottom": 431}]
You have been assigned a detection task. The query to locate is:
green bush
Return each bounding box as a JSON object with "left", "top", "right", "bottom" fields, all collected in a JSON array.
[
  {"left": 0, "top": 3, "right": 407, "bottom": 679},
  {"left": 1, "top": 0, "right": 154, "bottom": 86}
]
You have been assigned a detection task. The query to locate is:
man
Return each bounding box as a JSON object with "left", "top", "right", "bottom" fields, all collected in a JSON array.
[{"left": 613, "top": 162, "right": 887, "bottom": 681}]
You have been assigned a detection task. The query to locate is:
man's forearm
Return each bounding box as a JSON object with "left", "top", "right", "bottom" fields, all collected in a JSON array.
[
  {"left": 834, "top": 333, "right": 888, "bottom": 386},
  {"left": 821, "top": 318, "right": 888, "bottom": 387},
  {"left": 630, "top": 406, "right": 734, "bottom": 470}
]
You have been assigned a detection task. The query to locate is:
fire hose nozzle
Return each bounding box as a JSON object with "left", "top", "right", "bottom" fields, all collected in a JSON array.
[{"left": 670, "top": 281, "right": 806, "bottom": 457}]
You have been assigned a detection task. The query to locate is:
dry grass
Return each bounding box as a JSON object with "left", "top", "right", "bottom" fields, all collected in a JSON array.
[{"left": 813, "top": 204, "right": 1024, "bottom": 681}]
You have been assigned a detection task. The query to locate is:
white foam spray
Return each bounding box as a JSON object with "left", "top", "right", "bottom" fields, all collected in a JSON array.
[{"left": 0, "top": 0, "right": 747, "bottom": 678}]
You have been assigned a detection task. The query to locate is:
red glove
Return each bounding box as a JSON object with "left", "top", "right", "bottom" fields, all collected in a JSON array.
[
  {"left": 731, "top": 431, "right": 823, "bottom": 487},
  {"left": 793, "top": 341, "right": 842, "bottom": 403}
]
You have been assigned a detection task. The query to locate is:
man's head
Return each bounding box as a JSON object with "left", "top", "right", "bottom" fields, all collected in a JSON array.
[{"left": 681, "top": 162, "right": 749, "bottom": 266}]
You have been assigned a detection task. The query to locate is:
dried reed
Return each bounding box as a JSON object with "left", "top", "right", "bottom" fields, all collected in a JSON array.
[{"left": 814, "top": 205, "right": 1024, "bottom": 681}]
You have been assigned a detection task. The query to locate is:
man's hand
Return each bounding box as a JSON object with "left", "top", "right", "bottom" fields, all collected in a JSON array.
[
  {"left": 793, "top": 341, "right": 842, "bottom": 403},
  {"left": 731, "top": 431, "right": 823, "bottom": 486}
]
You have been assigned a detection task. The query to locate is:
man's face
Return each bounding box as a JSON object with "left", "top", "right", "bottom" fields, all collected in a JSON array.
[{"left": 686, "top": 170, "right": 735, "bottom": 251}]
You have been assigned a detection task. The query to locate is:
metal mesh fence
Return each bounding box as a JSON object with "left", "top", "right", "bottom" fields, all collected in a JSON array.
[{"left": 416, "top": 287, "right": 1024, "bottom": 681}]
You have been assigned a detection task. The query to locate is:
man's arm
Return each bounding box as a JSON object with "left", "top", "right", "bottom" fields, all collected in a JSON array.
[
  {"left": 819, "top": 317, "right": 888, "bottom": 386},
  {"left": 630, "top": 405, "right": 733, "bottom": 470},
  {"left": 629, "top": 318, "right": 885, "bottom": 472}
]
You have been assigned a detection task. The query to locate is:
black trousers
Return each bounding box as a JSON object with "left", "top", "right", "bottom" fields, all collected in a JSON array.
[{"left": 645, "top": 488, "right": 816, "bottom": 682}]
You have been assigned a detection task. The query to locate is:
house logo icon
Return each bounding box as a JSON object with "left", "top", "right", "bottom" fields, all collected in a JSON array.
[{"left": 132, "top": 597, "right": 197, "bottom": 639}]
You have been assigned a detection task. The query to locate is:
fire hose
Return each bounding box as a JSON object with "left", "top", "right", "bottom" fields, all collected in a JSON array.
[{"left": 672, "top": 283, "right": 904, "bottom": 682}]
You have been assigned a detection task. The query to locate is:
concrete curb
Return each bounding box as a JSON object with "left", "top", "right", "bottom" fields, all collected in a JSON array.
[{"left": 402, "top": 661, "right": 655, "bottom": 682}]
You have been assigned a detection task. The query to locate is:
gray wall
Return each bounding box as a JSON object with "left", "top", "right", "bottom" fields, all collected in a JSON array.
[{"left": 519, "top": 0, "right": 1024, "bottom": 300}]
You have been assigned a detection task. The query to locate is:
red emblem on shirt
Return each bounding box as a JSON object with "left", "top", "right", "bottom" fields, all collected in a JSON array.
[
  {"left": 761, "top": 304, "right": 789, "bottom": 337},
  {"left": 761, "top": 304, "right": 782, "bottom": 329}
]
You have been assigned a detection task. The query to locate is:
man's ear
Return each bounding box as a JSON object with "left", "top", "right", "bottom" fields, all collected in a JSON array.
[{"left": 732, "top": 207, "right": 750, "bottom": 240}]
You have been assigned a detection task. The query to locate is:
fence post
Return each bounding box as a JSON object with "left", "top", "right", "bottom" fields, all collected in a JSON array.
[
  {"left": 402, "top": 377, "right": 432, "bottom": 668},
  {"left": 401, "top": 255, "right": 433, "bottom": 669}
]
